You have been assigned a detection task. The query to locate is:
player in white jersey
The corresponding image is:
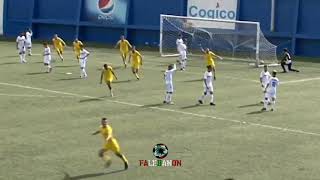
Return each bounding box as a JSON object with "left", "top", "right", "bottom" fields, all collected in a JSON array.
[
  {"left": 43, "top": 43, "right": 52, "bottom": 73},
  {"left": 262, "top": 70, "right": 279, "bottom": 111},
  {"left": 79, "top": 44, "right": 90, "bottom": 78},
  {"left": 25, "top": 28, "right": 33, "bottom": 56},
  {"left": 259, "top": 65, "right": 271, "bottom": 103},
  {"left": 163, "top": 64, "right": 177, "bottom": 104},
  {"left": 16, "top": 32, "right": 26, "bottom": 63},
  {"left": 198, "top": 65, "right": 215, "bottom": 106},
  {"left": 179, "top": 43, "right": 187, "bottom": 71}
]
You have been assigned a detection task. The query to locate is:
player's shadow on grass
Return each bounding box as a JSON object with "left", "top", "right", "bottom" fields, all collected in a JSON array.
[
  {"left": 238, "top": 103, "right": 262, "bottom": 108},
  {"left": 182, "top": 79, "right": 202, "bottom": 83},
  {"left": 113, "top": 80, "right": 131, "bottom": 84},
  {"left": 26, "top": 72, "right": 48, "bottom": 75},
  {"left": 181, "top": 104, "right": 200, "bottom": 109},
  {"left": 142, "top": 103, "right": 165, "bottom": 108},
  {"left": 79, "top": 97, "right": 104, "bottom": 103},
  {"left": 1, "top": 55, "right": 19, "bottom": 58},
  {"left": 57, "top": 77, "right": 81, "bottom": 81},
  {"left": 0, "top": 62, "right": 21, "bottom": 65},
  {"left": 62, "top": 170, "right": 125, "bottom": 180},
  {"left": 247, "top": 110, "right": 265, "bottom": 115}
]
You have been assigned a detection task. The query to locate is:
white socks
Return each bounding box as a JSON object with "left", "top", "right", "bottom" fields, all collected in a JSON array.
[
  {"left": 80, "top": 69, "right": 87, "bottom": 78},
  {"left": 164, "top": 93, "right": 173, "bottom": 102}
]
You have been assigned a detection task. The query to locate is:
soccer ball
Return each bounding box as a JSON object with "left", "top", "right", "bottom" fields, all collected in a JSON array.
[
  {"left": 259, "top": 60, "right": 265, "bottom": 65},
  {"left": 103, "top": 155, "right": 112, "bottom": 168}
]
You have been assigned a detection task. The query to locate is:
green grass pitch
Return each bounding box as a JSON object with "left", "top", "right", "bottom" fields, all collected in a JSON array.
[{"left": 0, "top": 40, "right": 320, "bottom": 180}]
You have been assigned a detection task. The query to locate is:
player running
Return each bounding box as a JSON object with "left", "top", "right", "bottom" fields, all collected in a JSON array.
[
  {"left": 73, "top": 38, "right": 83, "bottom": 62},
  {"left": 163, "top": 64, "right": 177, "bottom": 104},
  {"left": 100, "top": 64, "right": 118, "bottom": 97},
  {"left": 43, "top": 43, "right": 52, "bottom": 73},
  {"left": 79, "top": 44, "right": 90, "bottom": 78},
  {"left": 262, "top": 70, "right": 279, "bottom": 111},
  {"left": 92, "top": 117, "right": 129, "bottom": 170},
  {"left": 25, "top": 28, "right": 33, "bottom": 56},
  {"left": 52, "top": 34, "right": 66, "bottom": 61},
  {"left": 115, "top": 35, "right": 132, "bottom": 68},
  {"left": 280, "top": 48, "right": 300, "bottom": 73},
  {"left": 201, "top": 48, "right": 223, "bottom": 80},
  {"left": 260, "top": 65, "right": 271, "bottom": 103},
  {"left": 198, "top": 65, "right": 215, "bottom": 106},
  {"left": 16, "top": 32, "right": 26, "bottom": 63},
  {"left": 128, "top": 46, "right": 143, "bottom": 80}
]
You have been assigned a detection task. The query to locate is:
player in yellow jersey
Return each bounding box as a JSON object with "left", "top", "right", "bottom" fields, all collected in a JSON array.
[
  {"left": 115, "top": 35, "right": 132, "bottom": 68},
  {"left": 128, "top": 46, "right": 143, "bottom": 80},
  {"left": 92, "top": 117, "right": 129, "bottom": 170},
  {"left": 73, "top": 38, "right": 83, "bottom": 62},
  {"left": 52, "top": 34, "right": 66, "bottom": 61},
  {"left": 202, "top": 48, "right": 223, "bottom": 80},
  {"left": 100, "top": 64, "right": 118, "bottom": 97}
]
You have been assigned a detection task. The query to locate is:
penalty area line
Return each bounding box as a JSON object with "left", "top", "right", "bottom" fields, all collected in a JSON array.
[{"left": 0, "top": 81, "right": 320, "bottom": 137}]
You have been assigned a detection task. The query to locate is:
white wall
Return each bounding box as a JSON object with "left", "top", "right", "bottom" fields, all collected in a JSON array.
[{"left": 0, "top": 0, "right": 3, "bottom": 35}]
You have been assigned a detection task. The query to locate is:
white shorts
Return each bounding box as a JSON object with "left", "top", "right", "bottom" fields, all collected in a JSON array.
[
  {"left": 180, "top": 51, "right": 187, "bottom": 60},
  {"left": 204, "top": 86, "right": 213, "bottom": 93},
  {"left": 44, "top": 56, "right": 51, "bottom": 64},
  {"left": 18, "top": 47, "right": 26, "bottom": 54},
  {"left": 25, "top": 41, "right": 32, "bottom": 48},
  {"left": 166, "top": 82, "right": 173, "bottom": 93},
  {"left": 80, "top": 59, "right": 87, "bottom": 68},
  {"left": 265, "top": 92, "right": 276, "bottom": 99}
]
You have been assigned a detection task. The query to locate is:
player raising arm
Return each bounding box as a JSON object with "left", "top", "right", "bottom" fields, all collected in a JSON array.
[
  {"left": 25, "top": 28, "right": 33, "bottom": 56},
  {"left": 16, "top": 32, "right": 27, "bottom": 63},
  {"left": 262, "top": 70, "right": 279, "bottom": 111},
  {"left": 73, "top": 38, "right": 83, "bottom": 62},
  {"left": 52, "top": 34, "right": 66, "bottom": 61},
  {"left": 92, "top": 118, "right": 129, "bottom": 170},
  {"left": 198, "top": 65, "right": 215, "bottom": 106},
  {"left": 128, "top": 46, "right": 143, "bottom": 80},
  {"left": 100, "top": 64, "right": 118, "bottom": 97},
  {"left": 115, "top": 35, "right": 132, "bottom": 68},
  {"left": 163, "top": 64, "right": 177, "bottom": 104},
  {"left": 43, "top": 43, "right": 52, "bottom": 73},
  {"left": 201, "top": 48, "right": 223, "bottom": 80},
  {"left": 259, "top": 65, "right": 271, "bottom": 103}
]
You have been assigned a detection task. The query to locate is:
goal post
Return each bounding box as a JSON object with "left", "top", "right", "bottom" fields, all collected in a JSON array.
[{"left": 159, "top": 14, "right": 279, "bottom": 67}]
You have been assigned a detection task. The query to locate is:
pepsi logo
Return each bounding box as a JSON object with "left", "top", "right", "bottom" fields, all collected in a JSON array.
[{"left": 98, "top": 0, "right": 115, "bottom": 14}]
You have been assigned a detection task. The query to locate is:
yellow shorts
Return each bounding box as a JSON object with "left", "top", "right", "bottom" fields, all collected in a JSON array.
[
  {"left": 75, "top": 50, "right": 80, "bottom": 59},
  {"left": 132, "top": 63, "right": 140, "bottom": 69},
  {"left": 120, "top": 51, "right": 129, "bottom": 58},
  {"left": 103, "top": 138, "right": 121, "bottom": 153},
  {"left": 56, "top": 47, "right": 64, "bottom": 55},
  {"left": 207, "top": 62, "right": 215, "bottom": 68},
  {"left": 104, "top": 77, "right": 113, "bottom": 83}
]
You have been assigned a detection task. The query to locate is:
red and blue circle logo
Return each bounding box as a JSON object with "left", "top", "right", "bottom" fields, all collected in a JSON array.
[{"left": 98, "top": 0, "right": 115, "bottom": 14}]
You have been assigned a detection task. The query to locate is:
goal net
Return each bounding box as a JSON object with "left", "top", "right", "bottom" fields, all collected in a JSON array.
[{"left": 160, "top": 14, "right": 278, "bottom": 67}]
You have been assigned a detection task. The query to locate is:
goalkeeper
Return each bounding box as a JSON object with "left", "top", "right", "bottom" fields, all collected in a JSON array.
[
  {"left": 201, "top": 47, "right": 223, "bottom": 80},
  {"left": 280, "top": 48, "right": 300, "bottom": 73}
]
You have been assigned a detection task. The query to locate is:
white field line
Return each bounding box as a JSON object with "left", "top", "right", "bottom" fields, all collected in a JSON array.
[
  {"left": 0, "top": 93, "right": 73, "bottom": 98},
  {"left": 1, "top": 81, "right": 320, "bottom": 137},
  {"left": 281, "top": 77, "right": 320, "bottom": 84}
]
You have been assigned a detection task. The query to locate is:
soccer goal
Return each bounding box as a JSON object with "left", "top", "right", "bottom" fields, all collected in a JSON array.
[{"left": 160, "top": 14, "right": 279, "bottom": 67}]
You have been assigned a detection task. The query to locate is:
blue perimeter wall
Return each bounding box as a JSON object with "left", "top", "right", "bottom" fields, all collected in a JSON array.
[{"left": 3, "top": 0, "right": 320, "bottom": 57}]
